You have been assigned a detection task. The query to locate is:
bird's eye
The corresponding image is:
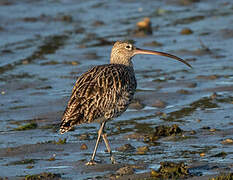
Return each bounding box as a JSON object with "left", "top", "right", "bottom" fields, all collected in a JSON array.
[{"left": 125, "top": 44, "right": 132, "bottom": 50}]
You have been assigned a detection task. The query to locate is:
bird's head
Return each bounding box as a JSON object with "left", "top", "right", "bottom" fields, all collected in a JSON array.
[{"left": 110, "top": 41, "right": 192, "bottom": 68}]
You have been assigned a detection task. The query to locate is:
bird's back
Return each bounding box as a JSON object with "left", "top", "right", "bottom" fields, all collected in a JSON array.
[{"left": 60, "top": 64, "right": 137, "bottom": 134}]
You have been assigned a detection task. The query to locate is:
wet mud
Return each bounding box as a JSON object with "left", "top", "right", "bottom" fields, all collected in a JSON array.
[{"left": 0, "top": 0, "right": 233, "bottom": 179}]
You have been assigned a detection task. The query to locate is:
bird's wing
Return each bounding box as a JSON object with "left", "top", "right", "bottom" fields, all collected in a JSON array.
[{"left": 60, "top": 64, "right": 136, "bottom": 134}]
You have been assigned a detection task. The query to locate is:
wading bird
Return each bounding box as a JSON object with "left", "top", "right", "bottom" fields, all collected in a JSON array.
[{"left": 60, "top": 41, "right": 191, "bottom": 165}]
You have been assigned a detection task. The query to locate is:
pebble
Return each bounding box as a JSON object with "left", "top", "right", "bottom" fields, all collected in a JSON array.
[
  {"left": 180, "top": 28, "right": 193, "bottom": 35},
  {"left": 135, "top": 17, "right": 152, "bottom": 35},
  {"left": 136, "top": 146, "right": 150, "bottom": 155},
  {"left": 79, "top": 134, "right": 90, "bottom": 140},
  {"left": 123, "top": 133, "right": 144, "bottom": 140},
  {"left": 210, "top": 92, "right": 217, "bottom": 99},
  {"left": 116, "top": 166, "right": 134, "bottom": 175},
  {"left": 187, "top": 82, "right": 197, "bottom": 88},
  {"left": 200, "top": 152, "right": 205, "bottom": 157},
  {"left": 177, "top": 89, "right": 191, "bottom": 94},
  {"left": 116, "top": 143, "right": 135, "bottom": 152},
  {"left": 80, "top": 143, "right": 88, "bottom": 150},
  {"left": 152, "top": 100, "right": 167, "bottom": 108},
  {"left": 143, "top": 41, "right": 163, "bottom": 47},
  {"left": 196, "top": 75, "right": 219, "bottom": 80},
  {"left": 128, "top": 99, "right": 144, "bottom": 110},
  {"left": 190, "top": 130, "right": 196, "bottom": 135},
  {"left": 221, "top": 138, "right": 233, "bottom": 145},
  {"left": 209, "top": 128, "right": 216, "bottom": 132}
]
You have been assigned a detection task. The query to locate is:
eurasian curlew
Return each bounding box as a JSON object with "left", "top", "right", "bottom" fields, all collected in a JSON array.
[{"left": 60, "top": 41, "right": 191, "bottom": 165}]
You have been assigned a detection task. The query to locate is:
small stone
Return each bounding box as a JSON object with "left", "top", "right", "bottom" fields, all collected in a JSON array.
[
  {"left": 22, "top": 60, "right": 29, "bottom": 64},
  {"left": 187, "top": 82, "right": 197, "bottom": 88},
  {"left": 136, "top": 146, "right": 149, "bottom": 154},
  {"left": 128, "top": 99, "right": 144, "bottom": 110},
  {"left": 177, "top": 89, "right": 191, "bottom": 94},
  {"left": 180, "top": 28, "right": 193, "bottom": 35},
  {"left": 143, "top": 41, "right": 163, "bottom": 47},
  {"left": 116, "top": 166, "right": 134, "bottom": 176},
  {"left": 80, "top": 143, "right": 88, "bottom": 150},
  {"left": 71, "top": 61, "right": 79, "bottom": 66},
  {"left": 210, "top": 92, "right": 217, "bottom": 99},
  {"left": 123, "top": 133, "right": 144, "bottom": 140},
  {"left": 137, "top": 17, "right": 151, "bottom": 29},
  {"left": 26, "top": 165, "right": 34, "bottom": 169},
  {"left": 151, "top": 169, "right": 160, "bottom": 177},
  {"left": 155, "top": 111, "right": 164, "bottom": 116},
  {"left": 200, "top": 152, "right": 205, "bottom": 157},
  {"left": 152, "top": 100, "right": 167, "bottom": 108},
  {"left": 202, "top": 126, "right": 210, "bottom": 130},
  {"left": 135, "top": 17, "right": 152, "bottom": 35},
  {"left": 209, "top": 128, "right": 216, "bottom": 132},
  {"left": 92, "top": 20, "right": 105, "bottom": 27},
  {"left": 79, "top": 134, "right": 90, "bottom": 140},
  {"left": 116, "top": 144, "right": 135, "bottom": 152},
  {"left": 48, "top": 157, "right": 55, "bottom": 161},
  {"left": 60, "top": 15, "right": 73, "bottom": 22},
  {"left": 190, "top": 130, "right": 196, "bottom": 135},
  {"left": 221, "top": 138, "right": 233, "bottom": 145},
  {"left": 196, "top": 75, "right": 219, "bottom": 80}
]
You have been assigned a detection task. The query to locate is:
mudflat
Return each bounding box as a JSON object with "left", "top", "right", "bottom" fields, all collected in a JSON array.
[{"left": 0, "top": 0, "right": 233, "bottom": 179}]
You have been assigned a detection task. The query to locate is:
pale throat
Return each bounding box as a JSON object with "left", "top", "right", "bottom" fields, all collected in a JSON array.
[{"left": 110, "top": 55, "right": 133, "bottom": 67}]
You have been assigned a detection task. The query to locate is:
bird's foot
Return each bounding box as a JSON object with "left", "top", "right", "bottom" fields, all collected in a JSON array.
[
  {"left": 85, "top": 160, "right": 98, "bottom": 166},
  {"left": 111, "top": 157, "right": 117, "bottom": 164}
]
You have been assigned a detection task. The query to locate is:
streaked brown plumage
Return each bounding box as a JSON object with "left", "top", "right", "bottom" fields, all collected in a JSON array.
[{"left": 60, "top": 41, "right": 191, "bottom": 165}]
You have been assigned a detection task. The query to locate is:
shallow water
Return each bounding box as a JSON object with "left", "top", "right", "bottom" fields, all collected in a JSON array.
[{"left": 0, "top": 0, "right": 233, "bottom": 179}]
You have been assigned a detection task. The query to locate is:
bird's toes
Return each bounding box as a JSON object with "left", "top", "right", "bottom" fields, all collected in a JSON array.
[
  {"left": 111, "top": 158, "right": 117, "bottom": 164},
  {"left": 85, "top": 160, "right": 98, "bottom": 166}
]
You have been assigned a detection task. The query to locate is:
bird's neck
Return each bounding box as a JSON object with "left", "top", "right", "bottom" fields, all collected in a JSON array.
[{"left": 110, "top": 56, "right": 133, "bottom": 67}]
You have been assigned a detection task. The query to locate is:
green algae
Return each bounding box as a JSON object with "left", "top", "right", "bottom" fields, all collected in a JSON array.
[
  {"left": 40, "top": 60, "right": 80, "bottom": 66},
  {"left": 116, "top": 144, "right": 136, "bottom": 152},
  {"left": 144, "top": 124, "right": 183, "bottom": 143},
  {"left": 7, "top": 159, "right": 35, "bottom": 166},
  {"left": 162, "top": 97, "right": 218, "bottom": 121},
  {"left": 10, "top": 105, "right": 30, "bottom": 110},
  {"left": 111, "top": 119, "right": 155, "bottom": 136},
  {"left": 0, "top": 72, "right": 36, "bottom": 82},
  {"left": 38, "top": 138, "right": 67, "bottom": 145},
  {"left": 173, "top": 15, "right": 205, "bottom": 25},
  {"left": 210, "top": 173, "right": 233, "bottom": 180},
  {"left": 151, "top": 161, "right": 190, "bottom": 179},
  {"left": 55, "top": 138, "right": 67, "bottom": 145},
  {"left": 14, "top": 122, "right": 37, "bottom": 131},
  {"left": 216, "top": 96, "right": 233, "bottom": 104},
  {"left": 0, "top": 177, "right": 8, "bottom": 180},
  {"left": 0, "top": 34, "right": 68, "bottom": 74},
  {"left": 211, "top": 151, "right": 227, "bottom": 158},
  {"left": 24, "top": 172, "right": 61, "bottom": 180},
  {"left": 143, "top": 41, "right": 163, "bottom": 47},
  {"left": 169, "top": 135, "right": 197, "bottom": 142},
  {"left": 40, "top": 60, "right": 60, "bottom": 65}
]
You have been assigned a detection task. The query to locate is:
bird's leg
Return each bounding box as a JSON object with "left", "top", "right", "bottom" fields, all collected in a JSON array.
[
  {"left": 102, "top": 133, "right": 117, "bottom": 164},
  {"left": 85, "top": 122, "right": 106, "bottom": 166}
]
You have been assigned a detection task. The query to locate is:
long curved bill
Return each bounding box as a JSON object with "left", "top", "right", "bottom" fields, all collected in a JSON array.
[{"left": 133, "top": 48, "right": 192, "bottom": 68}]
